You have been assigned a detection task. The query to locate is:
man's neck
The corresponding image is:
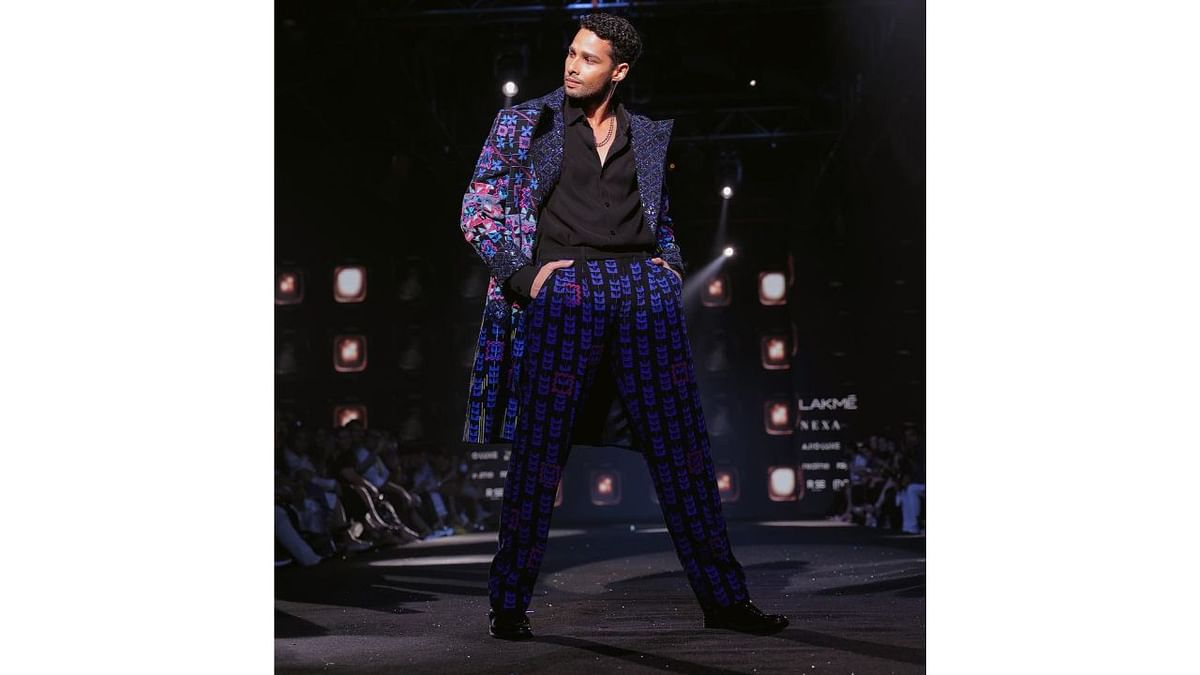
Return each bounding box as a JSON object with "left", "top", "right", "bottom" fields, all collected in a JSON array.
[{"left": 570, "top": 84, "right": 619, "bottom": 126}]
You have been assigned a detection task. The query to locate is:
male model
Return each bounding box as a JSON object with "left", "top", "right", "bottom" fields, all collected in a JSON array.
[{"left": 459, "top": 13, "right": 789, "bottom": 640}]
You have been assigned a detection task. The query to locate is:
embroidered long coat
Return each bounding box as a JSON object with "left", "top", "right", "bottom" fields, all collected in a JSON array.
[{"left": 458, "top": 85, "right": 685, "bottom": 450}]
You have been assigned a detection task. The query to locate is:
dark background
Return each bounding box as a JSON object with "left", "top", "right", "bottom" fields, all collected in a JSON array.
[{"left": 275, "top": 0, "right": 925, "bottom": 518}]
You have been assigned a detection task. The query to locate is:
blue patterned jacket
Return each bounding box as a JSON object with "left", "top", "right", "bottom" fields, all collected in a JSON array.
[{"left": 459, "top": 85, "right": 683, "bottom": 449}]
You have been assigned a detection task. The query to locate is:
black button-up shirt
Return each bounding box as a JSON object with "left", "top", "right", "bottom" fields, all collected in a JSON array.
[{"left": 503, "top": 92, "right": 656, "bottom": 300}]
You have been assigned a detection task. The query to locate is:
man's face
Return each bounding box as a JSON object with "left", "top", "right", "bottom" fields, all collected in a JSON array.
[{"left": 564, "top": 28, "right": 627, "bottom": 101}]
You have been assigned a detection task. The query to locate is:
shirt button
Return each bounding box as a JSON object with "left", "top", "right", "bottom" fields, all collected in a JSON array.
[{"left": 604, "top": 202, "right": 610, "bottom": 207}]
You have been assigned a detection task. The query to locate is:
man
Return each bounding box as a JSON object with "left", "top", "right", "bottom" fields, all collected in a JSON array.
[{"left": 459, "top": 13, "right": 789, "bottom": 640}]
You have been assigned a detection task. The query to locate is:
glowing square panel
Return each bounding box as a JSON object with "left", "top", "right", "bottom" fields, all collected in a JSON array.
[
  {"left": 716, "top": 467, "right": 740, "bottom": 503},
  {"left": 333, "top": 335, "right": 367, "bottom": 373},
  {"left": 767, "top": 466, "right": 798, "bottom": 502},
  {"left": 763, "top": 399, "right": 794, "bottom": 435},
  {"left": 761, "top": 335, "right": 790, "bottom": 370},
  {"left": 333, "top": 265, "right": 367, "bottom": 303},
  {"left": 333, "top": 405, "right": 367, "bottom": 429},
  {"left": 758, "top": 271, "right": 787, "bottom": 305},
  {"left": 276, "top": 270, "right": 304, "bottom": 305},
  {"left": 701, "top": 273, "right": 731, "bottom": 307},
  {"left": 590, "top": 470, "right": 621, "bottom": 506}
]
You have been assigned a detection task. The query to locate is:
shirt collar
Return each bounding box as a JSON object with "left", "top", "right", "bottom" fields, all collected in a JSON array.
[{"left": 564, "top": 91, "right": 628, "bottom": 132}]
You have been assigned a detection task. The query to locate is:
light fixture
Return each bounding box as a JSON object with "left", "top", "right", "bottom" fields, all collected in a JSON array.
[
  {"left": 333, "top": 405, "right": 367, "bottom": 429},
  {"left": 276, "top": 270, "right": 304, "bottom": 305},
  {"left": 763, "top": 399, "right": 793, "bottom": 435},
  {"left": 333, "top": 335, "right": 367, "bottom": 373},
  {"left": 716, "top": 467, "right": 740, "bottom": 503},
  {"left": 590, "top": 470, "right": 621, "bottom": 506},
  {"left": 721, "top": 186, "right": 734, "bottom": 199},
  {"left": 333, "top": 266, "right": 367, "bottom": 303},
  {"left": 502, "top": 81, "right": 519, "bottom": 97},
  {"left": 767, "top": 466, "right": 797, "bottom": 502},
  {"left": 759, "top": 271, "right": 787, "bottom": 305},
  {"left": 761, "top": 336, "right": 790, "bottom": 370},
  {"left": 701, "top": 273, "right": 731, "bottom": 307}
]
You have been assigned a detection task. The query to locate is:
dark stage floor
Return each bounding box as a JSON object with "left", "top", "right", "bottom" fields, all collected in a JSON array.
[{"left": 275, "top": 520, "right": 925, "bottom": 674}]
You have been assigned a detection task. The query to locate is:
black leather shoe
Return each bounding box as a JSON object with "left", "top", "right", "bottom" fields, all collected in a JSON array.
[
  {"left": 703, "top": 601, "right": 790, "bottom": 635},
  {"left": 488, "top": 608, "right": 533, "bottom": 640}
]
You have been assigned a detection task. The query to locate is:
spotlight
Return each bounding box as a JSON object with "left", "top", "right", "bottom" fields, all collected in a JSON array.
[
  {"left": 333, "top": 335, "right": 367, "bottom": 373},
  {"left": 333, "top": 404, "right": 367, "bottom": 429},
  {"left": 721, "top": 186, "right": 734, "bottom": 199},
  {"left": 723, "top": 246, "right": 734, "bottom": 257},
  {"left": 502, "top": 81, "right": 519, "bottom": 97},
  {"left": 590, "top": 470, "right": 622, "bottom": 506},
  {"left": 767, "top": 466, "right": 798, "bottom": 502},
  {"left": 749, "top": 79, "right": 757, "bottom": 87},
  {"left": 333, "top": 265, "right": 367, "bottom": 303},
  {"left": 716, "top": 467, "right": 740, "bottom": 503},
  {"left": 761, "top": 336, "right": 790, "bottom": 370},
  {"left": 758, "top": 271, "right": 787, "bottom": 305},
  {"left": 701, "top": 273, "right": 731, "bottom": 307},
  {"left": 276, "top": 269, "right": 304, "bottom": 305},
  {"left": 763, "top": 399, "right": 793, "bottom": 435}
]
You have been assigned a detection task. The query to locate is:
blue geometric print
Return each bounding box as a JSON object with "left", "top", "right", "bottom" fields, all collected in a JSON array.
[{"left": 488, "top": 257, "right": 751, "bottom": 614}]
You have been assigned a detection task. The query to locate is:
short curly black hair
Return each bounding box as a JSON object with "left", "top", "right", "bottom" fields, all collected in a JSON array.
[{"left": 579, "top": 13, "right": 643, "bottom": 68}]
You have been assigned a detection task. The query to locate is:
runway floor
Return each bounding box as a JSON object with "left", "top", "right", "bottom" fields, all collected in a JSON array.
[{"left": 275, "top": 520, "right": 925, "bottom": 674}]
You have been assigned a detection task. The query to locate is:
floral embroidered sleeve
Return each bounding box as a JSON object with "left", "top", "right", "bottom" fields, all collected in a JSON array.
[{"left": 459, "top": 109, "right": 535, "bottom": 288}]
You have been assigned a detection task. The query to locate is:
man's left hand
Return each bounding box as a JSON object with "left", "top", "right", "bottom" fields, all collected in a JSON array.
[{"left": 650, "top": 257, "right": 682, "bottom": 283}]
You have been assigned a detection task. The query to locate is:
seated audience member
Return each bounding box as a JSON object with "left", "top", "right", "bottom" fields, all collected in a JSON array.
[
  {"left": 440, "top": 448, "right": 494, "bottom": 531},
  {"left": 408, "top": 450, "right": 456, "bottom": 537},
  {"left": 283, "top": 428, "right": 372, "bottom": 554},
  {"left": 275, "top": 468, "right": 323, "bottom": 567},
  {"left": 378, "top": 437, "right": 436, "bottom": 538},
  {"left": 898, "top": 425, "right": 926, "bottom": 534},
  {"left": 336, "top": 424, "right": 424, "bottom": 543}
]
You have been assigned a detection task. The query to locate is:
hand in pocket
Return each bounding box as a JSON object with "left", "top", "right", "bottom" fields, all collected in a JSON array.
[
  {"left": 650, "top": 257, "right": 682, "bottom": 283},
  {"left": 531, "top": 259, "right": 574, "bottom": 299}
]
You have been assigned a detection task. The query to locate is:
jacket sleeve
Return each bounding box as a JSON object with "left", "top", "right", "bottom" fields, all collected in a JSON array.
[
  {"left": 459, "top": 109, "right": 534, "bottom": 289},
  {"left": 503, "top": 263, "right": 539, "bottom": 301},
  {"left": 654, "top": 172, "right": 687, "bottom": 279}
]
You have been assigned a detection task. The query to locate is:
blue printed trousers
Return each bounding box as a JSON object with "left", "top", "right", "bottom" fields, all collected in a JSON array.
[{"left": 488, "top": 257, "right": 751, "bottom": 614}]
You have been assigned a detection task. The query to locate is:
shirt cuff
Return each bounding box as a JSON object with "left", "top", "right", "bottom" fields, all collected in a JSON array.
[{"left": 503, "top": 264, "right": 539, "bottom": 300}]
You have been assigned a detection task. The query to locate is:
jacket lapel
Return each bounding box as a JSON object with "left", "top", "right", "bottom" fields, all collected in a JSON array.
[
  {"left": 629, "top": 114, "right": 674, "bottom": 233},
  {"left": 529, "top": 87, "right": 565, "bottom": 208}
]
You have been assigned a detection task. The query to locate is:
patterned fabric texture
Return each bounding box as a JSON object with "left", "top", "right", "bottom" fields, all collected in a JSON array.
[
  {"left": 487, "top": 259, "right": 750, "bottom": 613},
  {"left": 460, "top": 86, "right": 684, "bottom": 447}
]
